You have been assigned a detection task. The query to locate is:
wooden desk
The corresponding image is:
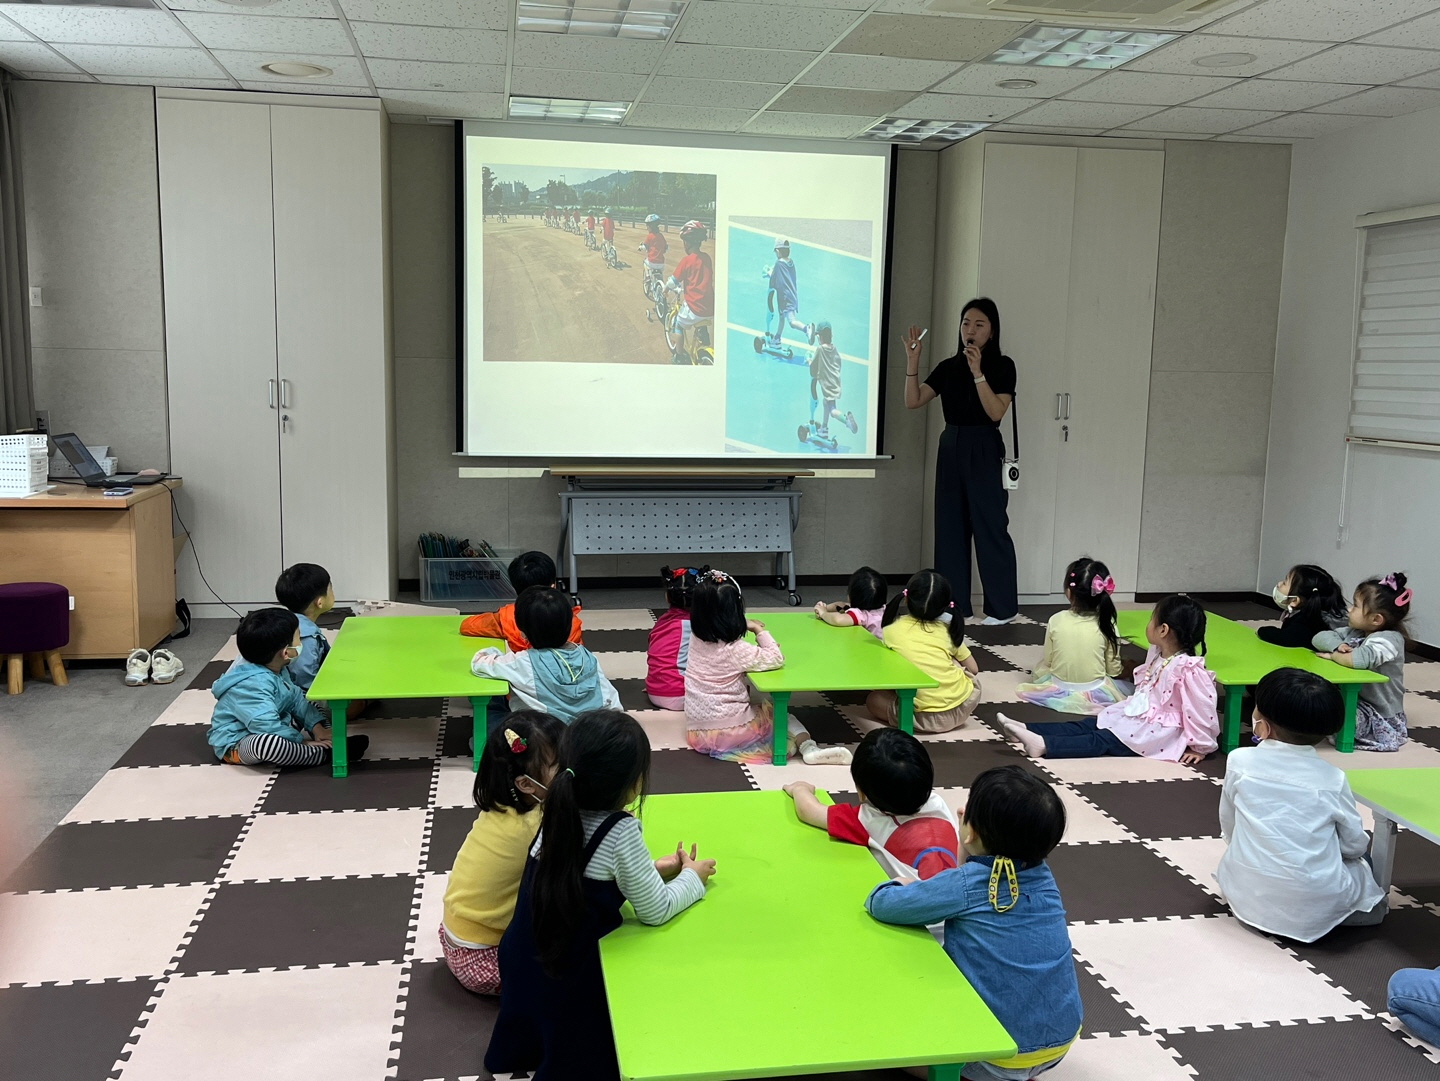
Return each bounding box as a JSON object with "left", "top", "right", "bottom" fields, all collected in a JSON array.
[{"left": 0, "top": 481, "right": 181, "bottom": 659}]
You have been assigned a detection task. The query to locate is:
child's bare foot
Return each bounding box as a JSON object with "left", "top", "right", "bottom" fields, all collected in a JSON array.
[
  {"left": 799, "top": 739, "right": 853, "bottom": 766},
  {"left": 998, "top": 714, "right": 1046, "bottom": 758}
]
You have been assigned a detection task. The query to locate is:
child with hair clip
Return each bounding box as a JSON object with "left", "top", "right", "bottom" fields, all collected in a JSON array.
[
  {"left": 646, "top": 565, "right": 704, "bottom": 711},
  {"left": 684, "top": 568, "right": 853, "bottom": 765},
  {"left": 865, "top": 765, "right": 1082, "bottom": 1080},
  {"left": 441, "top": 711, "right": 565, "bottom": 994},
  {"left": 814, "top": 565, "right": 889, "bottom": 638},
  {"left": 1016, "top": 556, "right": 1131, "bottom": 715},
  {"left": 1002, "top": 595, "right": 1218, "bottom": 764},
  {"left": 1258, "top": 563, "right": 1347, "bottom": 649},
  {"left": 485, "top": 710, "right": 715, "bottom": 1081},
  {"left": 869, "top": 569, "right": 981, "bottom": 734},
  {"left": 1314, "top": 572, "right": 1412, "bottom": 751}
]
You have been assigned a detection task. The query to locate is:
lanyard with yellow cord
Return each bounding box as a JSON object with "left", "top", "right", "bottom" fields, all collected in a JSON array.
[{"left": 987, "top": 857, "right": 1020, "bottom": 913}]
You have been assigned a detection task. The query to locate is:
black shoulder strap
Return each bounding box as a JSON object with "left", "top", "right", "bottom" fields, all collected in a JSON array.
[
  {"left": 1008, "top": 391, "right": 1019, "bottom": 462},
  {"left": 583, "top": 811, "right": 630, "bottom": 863}
]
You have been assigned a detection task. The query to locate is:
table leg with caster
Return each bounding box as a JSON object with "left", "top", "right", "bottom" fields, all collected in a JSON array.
[{"left": 329, "top": 700, "right": 350, "bottom": 777}]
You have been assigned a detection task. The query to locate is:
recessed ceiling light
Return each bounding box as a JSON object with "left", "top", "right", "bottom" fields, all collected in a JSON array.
[
  {"left": 983, "top": 25, "right": 1179, "bottom": 70},
  {"left": 508, "top": 96, "right": 630, "bottom": 124},
  {"left": 518, "top": 0, "right": 686, "bottom": 41},
  {"left": 996, "top": 78, "right": 1038, "bottom": 90},
  {"left": 860, "top": 118, "right": 989, "bottom": 144},
  {"left": 1194, "top": 51, "right": 1258, "bottom": 68},
  {"left": 261, "top": 61, "right": 333, "bottom": 79}
]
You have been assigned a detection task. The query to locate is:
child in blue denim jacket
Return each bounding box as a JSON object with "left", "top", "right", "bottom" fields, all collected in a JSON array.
[{"left": 866, "top": 765, "right": 1082, "bottom": 1080}]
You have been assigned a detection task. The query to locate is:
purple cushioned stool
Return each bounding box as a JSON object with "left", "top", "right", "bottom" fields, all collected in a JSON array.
[{"left": 0, "top": 582, "right": 70, "bottom": 695}]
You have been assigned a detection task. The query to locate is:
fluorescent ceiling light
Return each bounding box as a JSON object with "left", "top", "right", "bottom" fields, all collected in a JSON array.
[
  {"left": 984, "top": 25, "right": 1179, "bottom": 70},
  {"left": 518, "top": 0, "right": 685, "bottom": 41},
  {"left": 508, "top": 96, "right": 630, "bottom": 123},
  {"left": 860, "top": 118, "right": 989, "bottom": 144}
]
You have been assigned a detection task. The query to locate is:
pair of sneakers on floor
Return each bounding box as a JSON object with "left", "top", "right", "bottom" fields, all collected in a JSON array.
[{"left": 125, "top": 648, "right": 184, "bottom": 687}]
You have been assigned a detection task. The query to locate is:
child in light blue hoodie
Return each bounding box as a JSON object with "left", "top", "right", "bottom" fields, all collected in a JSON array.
[
  {"left": 210, "top": 608, "right": 369, "bottom": 767},
  {"left": 471, "top": 587, "right": 621, "bottom": 721}
]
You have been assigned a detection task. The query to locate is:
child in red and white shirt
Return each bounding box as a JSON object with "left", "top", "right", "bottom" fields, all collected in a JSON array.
[
  {"left": 666, "top": 220, "right": 714, "bottom": 360},
  {"left": 646, "top": 564, "right": 700, "bottom": 711},
  {"left": 637, "top": 214, "right": 668, "bottom": 274},
  {"left": 784, "top": 727, "right": 958, "bottom": 882},
  {"left": 814, "top": 565, "right": 889, "bottom": 640}
]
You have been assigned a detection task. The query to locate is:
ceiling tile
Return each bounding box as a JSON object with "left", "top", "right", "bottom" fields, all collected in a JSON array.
[
  {"left": 933, "top": 61, "right": 1101, "bottom": 98},
  {"left": 1104, "top": 129, "right": 1212, "bottom": 140},
  {"left": 0, "top": 41, "right": 79, "bottom": 73},
  {"left": 238, "top": 81, "right": 372, "bottom": 95},
  {"left": 722, "top": 0, "right": 869, "bottom": 8},
  {"left": 350, "top": 23, "right": 505, "bottom": 64},
  {"left": 338, "top": 0, "right": 510, "bottom": 31},
  {"left": 992, "top": 122, "right": 1104, "bottom": 136},
  {"left": 770, "top": 85, "right": 914, "bottom": 115},
  {"left": 1207, "top": 0, "right": 1438, "bottom": 43},
  {"left": 1006, "top": 99, "right": 1164, "bottom": 129},
  {"left": 1215, "top": 133, "right": 1299, "bottom": 143},
  {"left": 1185, "top": 77, "right": 1359, "bottom": 111},
  {"left": 1, "top": 6, "right": 192, "bottom": 47},
  {"left": 1232, "top": 111, "right": 1380, "bottom": 138},
  {"left": 833, "top": 14, "right": 1019, "bottom": 62},
  {"left": 513, "top": 34, "right": 666, "bottom": 74},
  {"left": 797, "top": 54, "right": 960, "bottom": 91},
  {"left": 367, "top": 59, "right": 503, "bottom": 92},
  {"left": 102, "top": 74, "right": 238, "bottom": 88},
  {"left": 380, "top": 89, "right": 503, "bottom": 117},
  {"left": 656, "top": 44, "right": 815, "bottom": 82},
  {"left": 173, "top": 12, "right": 354, "bottom": 55},
  {"left": 642, "top": 75, "right": 781, "bottom": 108},
  {"left": 743, "top": 111, "right": 877, "bottom": 137},
  {"left": 1119, "top": 106, "right": 1283, "bottom": 134},
  {"left": 677, "top": 2, "right": 857, "bottom": 52},
  {"left": 1399, "top": 69, "right": 1440, "bottom": 88},
  {"left": 17, "top": 70, "right": 92, "bottom": 83},
  {"left": 1311, "top": 84, "right": 1440, "bottom": 116},
  {"left": 168, "top": 0, "right": 335, "bottom": 14},
  {"left": 627, "top": 103, "right": 755, "bottom": 131},
  {"left": 54, "top": 44, "right": 228, "bottom": 78},
  {"left": 904, "top": 92, "right": 1030, "bottom": 121},
  {"left": 509, "top": 68, "right": 650, "bottom": 100},
  {"left": 1362, "top": 9, "right": 1440, "bottom": 50},
  {"left": 0, "top": 16, "right": 33, "bottom": 42},
  {"left": 1266, "top": 44, "right": 1440, "bottom": 85},
  {"left": 213, "top": 49, "right": 372, "bottom": 85},
  {"left": 1125, "top": 34, "right": 1330, "bottom": 78},
  {"left": 1062, "top": 71, "right": 1239, "bottom": 107}
]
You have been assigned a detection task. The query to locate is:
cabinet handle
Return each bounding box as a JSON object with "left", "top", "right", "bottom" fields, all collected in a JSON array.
[
  {"left": 280, "top": 379, "right": 292, "bottom": 408},
  {"left": 1054, "top": 393, "right": 1062, "bottom": 421},
  {"left": 1063, "top": 393, "right": 1071, "bottom": 420},
  {"left": 268, "top": 378, "right": 277, "bottom": 408}
]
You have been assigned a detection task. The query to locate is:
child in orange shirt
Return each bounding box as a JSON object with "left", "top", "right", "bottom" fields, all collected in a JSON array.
[{"left": 460, "top": 551, "right": 582, "bottom": 650}]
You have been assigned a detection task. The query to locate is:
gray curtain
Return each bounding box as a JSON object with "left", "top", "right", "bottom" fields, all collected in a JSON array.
[{"left": 0, "top": 75, "right": 31, "bottom": 435}]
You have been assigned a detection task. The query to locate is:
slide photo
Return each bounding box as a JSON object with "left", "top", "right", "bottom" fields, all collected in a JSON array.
[
  {"left": 724, "top": 217, "right": 875, "bottom": 454},
  {"left": 479, "top": 164, "right": 717, "bottom": 366}
]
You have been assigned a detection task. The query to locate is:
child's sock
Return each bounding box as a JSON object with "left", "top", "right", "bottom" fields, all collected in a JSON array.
[
  {"left": 999, "top": 714, "right": 1046, "bottom": 758},
  {"left": 799, "top": 738, "right": 853, "bottom": 766}
]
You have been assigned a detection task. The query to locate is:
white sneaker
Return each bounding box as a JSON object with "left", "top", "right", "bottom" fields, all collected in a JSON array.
[
  {"left": 150, "top": 648, "right": 185, "bottom": 685},
  {"left": 125, "top": 649, "right": 151, "bottom": 686},
  {"left": 980, "top": 615, "right": 1018, "bottom": 626}
]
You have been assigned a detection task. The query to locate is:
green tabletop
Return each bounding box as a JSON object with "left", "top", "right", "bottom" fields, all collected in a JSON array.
[
  {"left": 600, "top": 790, "right": 1015, "bottom": 1081},
  {"left": 1114, "top": 609, "right": 1385, "bottom": 753},
  {"left": 748, "top": 611, "right": 939, "bottom": 764},
  {"left": 1345, "top": 768, "right": 1440, "bottom": 894},
  {"left": 307, "top": 616, "right": 508, "bottom": 777}
]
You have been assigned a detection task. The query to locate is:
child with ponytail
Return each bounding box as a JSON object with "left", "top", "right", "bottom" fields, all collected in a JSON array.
[
  {"left": 1314, "top": 572, "right": 1412, "bottom": 751},
  {"left": 870, "top": 569, "right": 981, "bottom": 734},
  {"left": 1016, "top": 556, "right": 1130, "bottom": 715},
  {"left": 646, "top": 565, "right": 702, "bottom": 711}
]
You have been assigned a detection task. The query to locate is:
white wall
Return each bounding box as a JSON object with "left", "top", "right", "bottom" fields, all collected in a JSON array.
[{"left": 1262, "top": 105, "right": 1440, "bottom": 646}]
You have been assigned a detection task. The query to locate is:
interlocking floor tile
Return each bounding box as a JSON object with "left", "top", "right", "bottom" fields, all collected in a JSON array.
[
  {"left": 1037, "top": 755, "right": 1199, "bottom": 786},
  {"left": 427, "top": 807, "right": 479, "bottom": 874},
  {"left": 578, "top": 608, "right": 656, "bottom": 630},
  {"left": 1390, "top": 830, "right": 1440, "bottom": 907},
  {"left": 1287, "top": 906, "right": 1440, "bottom": 1014},
  {"left": 1075, "top": 780, "right": 1222, "bottom": 841},
  {"left": 1050, "top": 842, "right": 1226, "bottom": 922},
  {"left": 261, "top": 758, "right": 434, "bottom": 814},
  {"left": 363, "top": 697, "right": 442, "bottom": 719},
  {"left": 1318, "top": 741, "right": 1440, "bottom": 770},
  {"left": 1053, "top": 786, "right": 1137, "bottom": 845},
  {"left": 63, "top": 764, "right": 271, "bottom": 823},
  {"left": 964, "top": 621, "right": 1046, "bottom": 647},
  {"left": 610, "top": 677, "right": 653, "bottom": 711},
  {"left": 115, "top": 723, "right": 219, "bottom": 767},
  {"left": 351, "top": 715, "right": 442, "bottom": 759},
  {"left": 1165, "top": 1017, "right": 1439, "bottom": 1080},
  {"left": 434, "top": 756, "right": 478, "bottom": 809},
  {"left": 7, "top": 817, "right": 246, "bottom": 891},
  {"left": 1054, "top": 1033, "right": 1198, "bottom": 1080},
  {"left": 632, "top": 707, "right": 691, "bottom": 750},
  {"left": 1406, "top": 664, "right": 1440, "bottom": 694},
  {"left": 224, "top": 809, "right": 428, "bottom": 882},
  {"left": 1145, "top": 836, "right": 1228, "bottom": 898},
  {"left": 1403, "top": 693, "right": 1440, "bottom": 729},
  {"left": 583, "top": 627, "right": 653, "bottom": 652},
  {"left": 745, "top": 759, "right": 858, "bottom": 794},
  {"left": 977, "top": 642, "right": 1043, "bottom": 673},
  {"left": 394, "top": 960, "right": 499, "bottom": 1081},
  {"left": 1073, "top": 955, "right": 1147, "bottom": 1036},
  {"left": 0, "top": 979, "right": 161, "bottom": 1081},
  {"left": 924, "top": 738, "right": 1050, "bottom": 787},
  {"left": 791, "top": 703, "right": 863, "bottom": 745},
  {"left": 185, "top": 659, "right": 232, "bottom": 692},
  {"left": 648, "top": 749, "right": 755, "bottom": 794},
  {"left": 148, "top": 688, "right": 217, "bottom": 726},
  {"left": 593, "top": 650, "right": 648, "bottom": 681},
  {"left": 409, "top": 872, "right": 449, "bottom": 963}
]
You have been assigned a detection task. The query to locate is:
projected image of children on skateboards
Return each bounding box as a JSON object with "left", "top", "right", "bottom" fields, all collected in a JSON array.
[{"left": 725, "top": 217, "right": 874, "bottom": 454}]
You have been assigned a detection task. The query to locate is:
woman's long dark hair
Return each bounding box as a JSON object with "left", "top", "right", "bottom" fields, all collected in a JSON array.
[
  {"left": 959, "top": 296, "right": 1002, "bottom": 364},
  {"left": 882, "top": 569, "right": 966, "bottom": 647},
  {"left": 531, "top": 710, "right": 651, "bottom": 975},
  {"left": 1063, "top": 556, "right": 1119, "bottom": 656},
  {"left": 1285, "top": 564, "right": 1346, "bottom": 629}
]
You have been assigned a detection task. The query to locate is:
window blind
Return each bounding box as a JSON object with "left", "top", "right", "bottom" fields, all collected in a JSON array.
[{"left": 1351, "top": 215, "right": 1440, "bottom": 446}]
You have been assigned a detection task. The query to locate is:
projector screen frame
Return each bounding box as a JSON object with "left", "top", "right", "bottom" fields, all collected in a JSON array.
[{"left": 452, "top": 120, "right": 896, "bottom": 462}]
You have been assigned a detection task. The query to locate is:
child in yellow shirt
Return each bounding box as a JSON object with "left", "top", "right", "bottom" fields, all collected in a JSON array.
[{"left": 868, "top": 569, "right": 980, "bottom": 734}]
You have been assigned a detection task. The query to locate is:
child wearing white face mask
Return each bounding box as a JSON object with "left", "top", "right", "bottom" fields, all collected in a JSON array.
[{"left": 1257, "top": 563, "right": 1346, "bottom": 650}]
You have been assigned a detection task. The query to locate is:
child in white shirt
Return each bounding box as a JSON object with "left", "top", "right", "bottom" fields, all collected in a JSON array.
[{"left": 1217, "top": 667, "right": 1385, "bottom": 942}]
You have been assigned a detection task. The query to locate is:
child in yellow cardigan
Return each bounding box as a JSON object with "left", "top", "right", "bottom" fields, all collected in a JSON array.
[{"left": 441, "top": 710, "right": 564, "bottom": 993}]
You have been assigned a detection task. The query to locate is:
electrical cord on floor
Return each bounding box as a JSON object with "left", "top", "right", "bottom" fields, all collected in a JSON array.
[{"left": 161, "top": 479, "right": 244, "bottom": 621}]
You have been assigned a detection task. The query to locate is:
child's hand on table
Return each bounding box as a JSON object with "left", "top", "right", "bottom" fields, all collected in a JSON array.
[
  {"left": 746, "top": 618, "right": 766, "bottom": 635},
  {"left": 654, "top": 842, "right": 689, "bottom": 881},
  {"left": 783, "top": 781, "right": 816, "bottom": 800},
  {"left": 1333, "top": 643, "right": 1354, "bottom": 654},
  {"left": 680, "top": 845, "right": 717, "bottom": 886}
]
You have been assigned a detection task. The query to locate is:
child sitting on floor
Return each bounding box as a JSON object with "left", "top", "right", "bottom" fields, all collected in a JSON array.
[
  {"left": 209, "top": 608, "right": 368, "bottom": 768},
  {"left": 1258, "top": 563, "right": 1347, "bottom": 649},
  {"left": 814, "top": 565, "right": 889, "bottom": 639},
  {"left": 646, "top": 565, "right": 702, "bottom": 711},
  {"left": 866, "top": 765, "right": 1082, "bottom": 1080},
  {"left": 442, "top": 711, "right": 564, "bottom": 994},
  {"left": 1002, "top": 594, "right": 1217, "bottom": 764},
  {"left": 1314, "top": 571, "right": 1412, "bottom": 752},
  {"left": 1217, "top": 668, "right": 1385, "bottom": 942},
  {"left": 471, "top": 587, "right": 620, "bottom": 722},
  {"left": 275, "top": 561, "right": 368, "bottom": 719},
  {"left": 870, "top": 569, "right": 980, "bottom": 734},
  {"left": 1390, "top": 966, "right": 1440, "bottom": 1047},
  {"left": 783, "top": 727, "right": 958, "bottom": 881},
  {"left": 460, "top": 550, "right": 583, "bottom": 650},
  {"left": 1016, "top": 556, "right": 1130, "bottom": 715},
  {"left": 684, "top": 569, "right": 851, "bottom": 765}
]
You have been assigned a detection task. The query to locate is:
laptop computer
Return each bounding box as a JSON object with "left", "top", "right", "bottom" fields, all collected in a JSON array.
[{"left": 52, "top": 432, "right": 169, "bottom": 488}]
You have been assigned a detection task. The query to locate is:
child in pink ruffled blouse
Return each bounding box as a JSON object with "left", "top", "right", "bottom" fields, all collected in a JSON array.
[{"left": 1002, "top": 595, "right": 1219, "bottom": 764}]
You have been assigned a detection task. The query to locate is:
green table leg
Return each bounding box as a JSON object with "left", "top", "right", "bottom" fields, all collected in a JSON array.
[
  {"left": 471, "top": 696, "right": 490, "bottom": 772},
  {"left": 928, "top": 1064, "right": 963, "bottom": 1081},
  {"left": 897, "top": 688, "right": 917, "bottom": 736},
  {"left": 1221, "top": 684, "right": 1245, "bottom": 753},
  {"left": 1337, "top": 684, "right": 1359, "bottom": 753},
  {"left": 771, "top": 691, "right": 792, "bottom": 765},
  {"left": 329, "top": 700, "right": 349, "bottom": 778}
]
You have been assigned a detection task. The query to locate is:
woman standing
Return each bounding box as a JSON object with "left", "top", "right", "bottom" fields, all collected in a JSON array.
[{"left": 903, "top": 297, "right": 1018, "bottom": 625}]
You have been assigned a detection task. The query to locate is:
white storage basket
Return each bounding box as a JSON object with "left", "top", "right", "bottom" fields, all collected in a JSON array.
[{"left": 0, "top": 434, "right": 48, "bottom": 497}]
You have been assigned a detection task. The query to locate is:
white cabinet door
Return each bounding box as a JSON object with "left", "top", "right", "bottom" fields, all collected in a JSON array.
[
  {"left": 270, "top": 105, "right": 391, "bottom": 600},
  {"left": 157, "top": 98, "right": 283, "bottom": 605}
]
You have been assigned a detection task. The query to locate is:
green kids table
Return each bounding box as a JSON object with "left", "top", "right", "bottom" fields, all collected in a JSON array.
[
  {"left": 1346, "top": 768, "right": 1440, "bottom": 894},
  {"left": 306, "top": 615, "right": 508, "bottom": 777},
  {"left": 748, "top": 611, "right": 939, "bottom": 765},
  {"left": 599, "top": 790, "right": 1016, "bottom": 1080},
  {"left": 1115, "top": 609, "right": 1386, "bottom": 753}
]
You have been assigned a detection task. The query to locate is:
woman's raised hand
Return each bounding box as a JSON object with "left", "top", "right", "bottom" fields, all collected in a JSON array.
[{"left": 903, "top": 324, "right": 924, "bottom": 364}]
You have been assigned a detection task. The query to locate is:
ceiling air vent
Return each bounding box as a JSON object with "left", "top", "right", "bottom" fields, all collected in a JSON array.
[{"left": 925, "top": 0, "right": 1246, "bottom": 28}]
